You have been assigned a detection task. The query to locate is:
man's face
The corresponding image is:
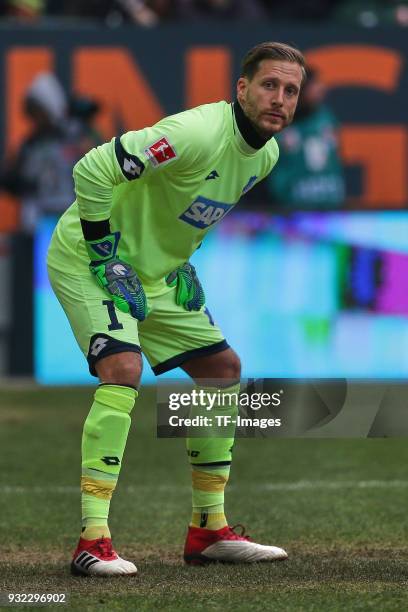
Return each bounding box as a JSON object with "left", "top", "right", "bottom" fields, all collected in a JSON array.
[{"left": 237, "top": 59, "right": 303, "bottom": 138}]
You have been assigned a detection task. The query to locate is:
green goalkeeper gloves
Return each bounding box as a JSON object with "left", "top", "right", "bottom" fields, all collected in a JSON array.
[
  {"left": 165, "top": 262, "right": 205, "bottom": 311},
  {"left": 85, "top": 231, "right": 148, "bottom": 321}
]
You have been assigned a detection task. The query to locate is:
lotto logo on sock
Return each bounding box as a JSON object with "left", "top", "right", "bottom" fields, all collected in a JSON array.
[
  {"left": 145, "top": 137, "right": 177, "bottom": 167},
  {"left": 101, "top": 456, "right": 120, "bottom": 466}
]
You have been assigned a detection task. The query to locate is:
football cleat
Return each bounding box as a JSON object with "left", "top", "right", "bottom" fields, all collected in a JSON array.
[
  {"left": 184, "top": 524, "right": 288, "bottom": 565},
  {"left": 71, "top": 536, "right": 137, "bottom": 576}
]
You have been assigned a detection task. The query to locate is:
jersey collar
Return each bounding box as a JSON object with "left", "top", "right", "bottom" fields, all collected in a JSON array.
[{"left": 231, "top": 100, "right": 271, "bottom": 155}]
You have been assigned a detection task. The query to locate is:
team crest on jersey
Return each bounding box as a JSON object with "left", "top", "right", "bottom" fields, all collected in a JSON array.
[
  {"left": 242, "top": 175, "right": 258, "bottom": 194},
  {"left": 145, "top": 136, "right": 177, "bottom": 167},
  {"left": 179, "top": 196, "right": 233, "bottom": 229}
]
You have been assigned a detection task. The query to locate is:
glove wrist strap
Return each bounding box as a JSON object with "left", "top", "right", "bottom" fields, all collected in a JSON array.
[{"left": 85, "top": 231, "right": 121, "bottom": 265}]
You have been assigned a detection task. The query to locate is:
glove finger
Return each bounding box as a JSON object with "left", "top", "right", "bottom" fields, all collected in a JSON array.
[
  {"left": 111, "top": 293, "right": 130, "bottom": 314},
  {"left": 93, "top": 268, "right": 109, "bottom": 289},
  {"left": 186, "top": 284, "right": 205, "bottom": 311},
  {"left": 165, "top": 270, "right": 178, "bottom": 286},
  {"left": 123, "top": 278, "right": 148, "bottom": 321},
  {"left": 112, "top": 279, "right": 139, "bottom": 318},
  {"left": 186, "top": 296, "right": 204, "bottom": 311},
  {"left": 127, "top": 276, "right": 147, "bottom": 304},
  {"left": 129, "top": 294, "right": 147, "bottom": 321},
  {"left": 129, "top": 302, "right": 146, "bottom": 321},
  {"left": 175, "top": 273, "right": 190, "bottom": 306}
]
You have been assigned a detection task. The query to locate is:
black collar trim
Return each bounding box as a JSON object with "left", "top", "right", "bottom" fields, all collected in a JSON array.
[{"left": 232, "top": 100, "right": 270, "bottom": 150}]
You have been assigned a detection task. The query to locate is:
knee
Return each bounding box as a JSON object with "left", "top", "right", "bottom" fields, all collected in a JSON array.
[
  {"left": 95, "top": 351, "right": 142, "bottom": 388},
  {"left": 219, "top": 350, "right": 241, "bottom": 382}
]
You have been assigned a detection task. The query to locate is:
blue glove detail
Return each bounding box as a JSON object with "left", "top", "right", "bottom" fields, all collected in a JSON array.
[
  {"left": 165, "top": 262, "right": 205, "bottom": 311},
  {"left": 85, "top": 232, "right": 148, "bottom": 322}
]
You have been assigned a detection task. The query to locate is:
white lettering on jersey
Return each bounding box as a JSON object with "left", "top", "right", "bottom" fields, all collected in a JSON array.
[{"left": 179, "top": 196, "right": 233, "bottom": 229}]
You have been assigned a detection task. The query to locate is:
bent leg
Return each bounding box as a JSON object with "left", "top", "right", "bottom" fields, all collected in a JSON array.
[
  {"left": 48, "top": 248, "right": 146, "bottom": 574},
  {"left": 182, "top": 349, "right": 241, "bottom": 531},
  {"left": 81, "top": 353, "right": 142, "bottom": 540}
]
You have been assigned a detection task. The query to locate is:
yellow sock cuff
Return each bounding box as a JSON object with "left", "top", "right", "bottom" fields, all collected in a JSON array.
[
  {"left": 192, "top": 470, "right": 229, "bottom": 492},
  {"left": 81, "top": 476, "right": 117, "bottom": 500}
]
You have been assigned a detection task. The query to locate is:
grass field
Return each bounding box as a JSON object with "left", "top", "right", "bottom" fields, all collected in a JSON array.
[{"left": 1, "top": 385, "right": 408, "bottom": 611}]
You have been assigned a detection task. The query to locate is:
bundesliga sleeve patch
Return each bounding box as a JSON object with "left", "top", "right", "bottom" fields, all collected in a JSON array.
[
  {"left": 144, "top": 136, "right": 177, "bottom": 168},
  {"left": 114, "top": 137, "right": 145, "bottom": 180}
]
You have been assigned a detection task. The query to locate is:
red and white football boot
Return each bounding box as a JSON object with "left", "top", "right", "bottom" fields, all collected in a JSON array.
[
  {"left": 184, "top": 524, "right": 288, "bottom": 565},
  {"left": 71, "top": 536, "right": 137, "bottom": 576}
]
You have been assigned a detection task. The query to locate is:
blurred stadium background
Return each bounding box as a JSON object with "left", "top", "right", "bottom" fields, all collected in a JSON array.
[
  {"left": 0, "top": 3, "right": 407, "bottom": 380},
  {"left": 1, "top": 4, "right": 408, "bottom": 609}
]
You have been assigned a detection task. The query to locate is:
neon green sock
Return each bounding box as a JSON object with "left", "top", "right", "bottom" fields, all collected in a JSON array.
[
  {"left": 80, "top": 384, "right": 137, "bottom": 539},
  {"left": 187, "top": 382, "right": 239, "bottom": 531}
]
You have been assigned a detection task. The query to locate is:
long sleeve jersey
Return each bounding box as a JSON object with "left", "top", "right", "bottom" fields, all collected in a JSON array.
[{"left": 48, "top": 101, "right": 279, "bottom": 296}]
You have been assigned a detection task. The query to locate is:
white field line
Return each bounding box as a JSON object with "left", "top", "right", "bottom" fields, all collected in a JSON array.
[{"left": 1, "top": 480, "right": 407, "bottom": 494}]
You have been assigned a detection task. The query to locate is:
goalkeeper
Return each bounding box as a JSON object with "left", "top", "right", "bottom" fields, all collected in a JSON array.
[{"left": 47, "top": 41, "right": 305, "bottom": 576}]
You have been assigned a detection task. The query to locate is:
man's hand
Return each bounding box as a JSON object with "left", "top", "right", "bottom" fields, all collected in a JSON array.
[
  {"left": 165, "top": 262, "right": 205, "bottom": 311},
  {"left": 85, "top": 231, "right": 148, "bottom": 321}
]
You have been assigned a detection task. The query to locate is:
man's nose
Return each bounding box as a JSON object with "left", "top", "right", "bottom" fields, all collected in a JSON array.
[{"left": 272, "top": 87, "right": 285, "bottom": 106}]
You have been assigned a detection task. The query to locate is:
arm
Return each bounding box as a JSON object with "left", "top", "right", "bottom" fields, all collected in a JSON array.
[
  {"left": 75, "top": 108, "right": 213, "bottom": 315},
  {"left": 74, "top": 138, "right": 148, "bottom": 320}
]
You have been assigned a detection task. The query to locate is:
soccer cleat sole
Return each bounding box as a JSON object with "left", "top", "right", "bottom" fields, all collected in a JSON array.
[
  {"left": 184, "top": 553, "right": 289, "bottom": 566},
  {"left": 184, "top": 553, "right": 215, "bottom": 566},
  {"left": 70, "top": 560, "right": 138, "bottom": 577}
]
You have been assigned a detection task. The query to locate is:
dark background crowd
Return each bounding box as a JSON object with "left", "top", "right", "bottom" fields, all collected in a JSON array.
[
  {"left": 0, "top": 1, "right": 406, "bottom": 380},
  {"left": 1, "top": 0, "right": 408, "bottom": 27},
  {"left": 0, "top": 0, "right": 406, "bottom": 230},
  {"left": 0, "top": 64, "right": 346, "bottom": 232}
]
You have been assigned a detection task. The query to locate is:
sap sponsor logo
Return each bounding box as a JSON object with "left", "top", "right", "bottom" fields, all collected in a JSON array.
[
  {"left": 241, "top": 175, "right": 258, "bottom": 194},
  {"left": 179, "top": 196, "right": 232, "bottom": 229},
  {"left": 145, "top": 136, "right": 177, "bottom": 167}
]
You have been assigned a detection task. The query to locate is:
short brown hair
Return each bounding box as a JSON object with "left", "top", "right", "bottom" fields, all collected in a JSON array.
[{"left": 241, "top": 42, "right": 306, "bottom": 84}]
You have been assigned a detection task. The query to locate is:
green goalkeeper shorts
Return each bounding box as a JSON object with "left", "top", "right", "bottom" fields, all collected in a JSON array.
[{"left": 47, "top": 263, "right": 228, "bottom": 377}]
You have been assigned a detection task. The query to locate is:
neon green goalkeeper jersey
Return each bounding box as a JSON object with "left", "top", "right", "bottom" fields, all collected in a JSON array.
[{"left": 48, "top": 101, "right": 279, "bottom": 296}]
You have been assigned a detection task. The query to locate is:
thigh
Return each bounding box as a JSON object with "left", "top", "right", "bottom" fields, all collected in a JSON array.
[
  {"left": 181, "top": 347, "right": 241, "bottom": 383},
  {"left": 138, "top": 287, "right": 228, "bottom": 376},
  {"left": 48, "top": 264, "right": 140, "bottom": 376}
]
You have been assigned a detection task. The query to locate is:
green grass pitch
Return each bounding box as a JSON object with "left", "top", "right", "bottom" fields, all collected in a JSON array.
[{"left": 1, "top": 385, "right": 408, "bottom": 611}]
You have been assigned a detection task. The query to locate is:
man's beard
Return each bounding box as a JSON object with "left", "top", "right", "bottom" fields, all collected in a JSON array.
[{"left": 242, "top": 96, "right": 279, "bottom": 139}]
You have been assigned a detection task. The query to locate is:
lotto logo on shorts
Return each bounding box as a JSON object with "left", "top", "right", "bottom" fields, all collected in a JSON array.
[
  {"left": 90, "top": 337, "right": 108, "bottom": 356},
  {"left": 145, "top": 136, "right": 177, "bottom": 167},
  {"left": 179, "top": 196, "right": 233, "bottom": 229}
]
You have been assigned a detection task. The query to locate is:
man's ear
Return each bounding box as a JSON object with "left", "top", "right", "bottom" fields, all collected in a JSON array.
[{"left": 236, "top": 77, "right": 248, "bottom": 103}]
